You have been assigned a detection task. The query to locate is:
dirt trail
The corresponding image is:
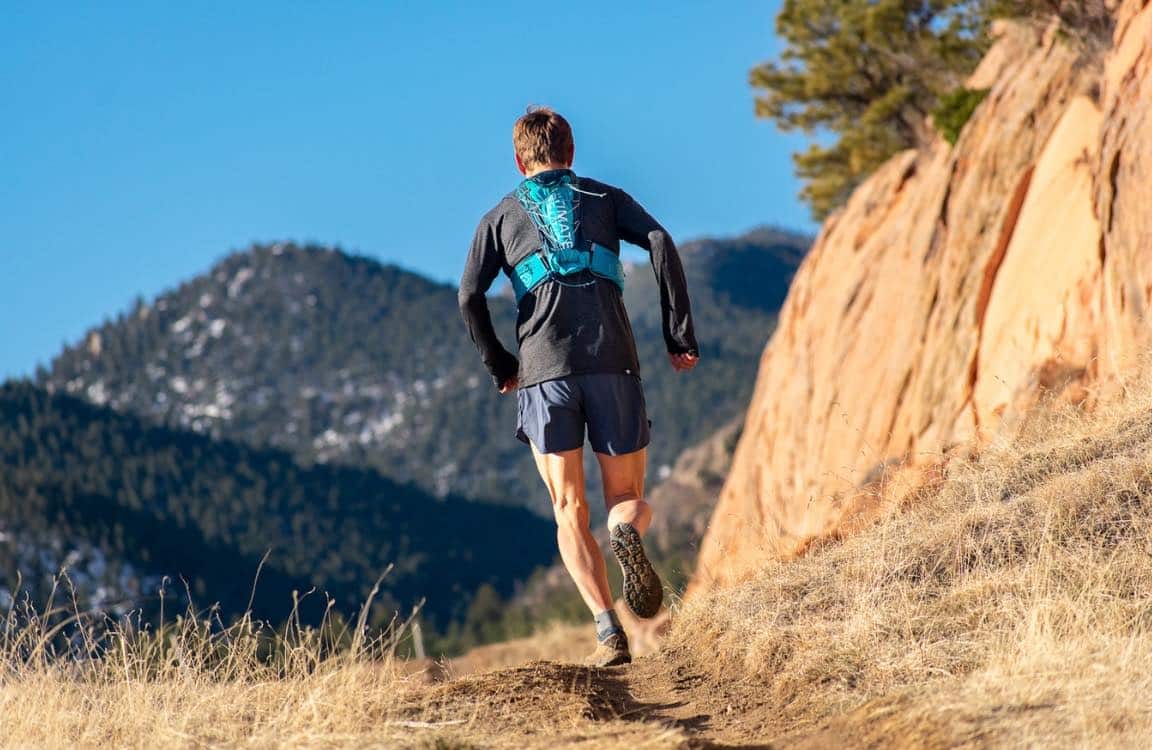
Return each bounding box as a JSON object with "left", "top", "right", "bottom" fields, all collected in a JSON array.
[
  {"left": 402, "top": 653, "right": 782, "bottom": 748},
  {"left": 601, "top": 655, "right": 779, "bottom": 748}
]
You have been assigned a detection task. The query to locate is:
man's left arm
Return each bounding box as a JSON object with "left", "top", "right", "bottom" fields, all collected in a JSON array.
[{"left": 614, "top": 189, "right": 699, "bottom": 369}]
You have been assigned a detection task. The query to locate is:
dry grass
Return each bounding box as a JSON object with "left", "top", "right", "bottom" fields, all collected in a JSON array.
[
  {"left": 667, "top": 378, "right": 1152, "bottom": 747},
  {"left": 0, "top": 586, "right": 680, "bottom": 748},
  {"left": 6, "top": 377, "right": 1152, "bottom": 748},
  {"left": 0, "top": 582, "right": 436, "bottom": 748}
]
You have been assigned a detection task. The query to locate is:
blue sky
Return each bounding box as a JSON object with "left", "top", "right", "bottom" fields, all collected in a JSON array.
[{"left": 0, "top": 1, "right": 811, "bottom": 380}]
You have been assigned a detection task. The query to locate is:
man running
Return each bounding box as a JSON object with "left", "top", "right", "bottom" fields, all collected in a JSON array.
[{"left": 459, "top": 107, "right": 698, "bottom": 667}]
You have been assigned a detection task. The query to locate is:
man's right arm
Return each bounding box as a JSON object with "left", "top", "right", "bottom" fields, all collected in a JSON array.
[{"left": 459, "top": 215, "right": 519, "bottom": 389}]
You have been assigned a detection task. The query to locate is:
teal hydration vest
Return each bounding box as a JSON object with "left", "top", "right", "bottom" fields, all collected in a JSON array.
[{"left": 510, "top": 172, "right": 625, "bottom": 303}]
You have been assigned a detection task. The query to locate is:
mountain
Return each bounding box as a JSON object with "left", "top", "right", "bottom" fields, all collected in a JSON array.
[
  {"left": 622, "top": 227, "right": 806, "bottom": 470},
  {"left": 695, "top": 8, "right": 1152, "bottom": 588},
  {"left": 41, "top": 229, "right": 808, "bottom": 515},
  {"left": 0, "top": 381, "right": 555, "bottom": 627}
]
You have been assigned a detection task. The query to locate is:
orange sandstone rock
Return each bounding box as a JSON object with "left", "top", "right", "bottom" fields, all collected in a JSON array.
[{"left": 694, "top": 2, "right": 1152, "bottom": 590}]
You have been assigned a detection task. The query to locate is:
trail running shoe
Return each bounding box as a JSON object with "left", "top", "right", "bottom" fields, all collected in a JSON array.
[
  {"left": 610, "top": 522, "right": 663, "bottom": 619},
  {"left": 584, "top": 631, "right": 631, "bottom": 667}
]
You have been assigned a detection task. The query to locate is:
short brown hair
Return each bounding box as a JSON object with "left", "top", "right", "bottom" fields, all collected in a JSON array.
[{"left": 513, "top": 107, "right": 574, "bottom": 170}]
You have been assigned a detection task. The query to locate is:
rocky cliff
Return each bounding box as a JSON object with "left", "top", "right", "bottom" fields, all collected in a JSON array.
[{"left": 695, "top": 1, "right": 1152, "bottom": 587}]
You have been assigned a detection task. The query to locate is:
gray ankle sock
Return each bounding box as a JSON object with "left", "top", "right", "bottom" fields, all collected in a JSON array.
[{"left": 594, "top": 609, "right": 623, "bottom": 642}]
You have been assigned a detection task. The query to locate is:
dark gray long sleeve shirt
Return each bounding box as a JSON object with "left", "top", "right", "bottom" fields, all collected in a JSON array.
[{"left": 459, "top": 170, "right": 697, "bottom": 389}]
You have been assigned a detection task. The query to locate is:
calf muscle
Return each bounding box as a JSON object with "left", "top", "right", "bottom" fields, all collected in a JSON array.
[
  {"left": 597, "top": 449, "right": 652, "bottom": 536},
  {"left": 531, "top": 446, "right": 614, "bottom": 614}
]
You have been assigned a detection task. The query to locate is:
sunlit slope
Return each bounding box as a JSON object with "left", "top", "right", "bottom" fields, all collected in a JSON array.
[
  {"left": 431, "top": 373, "right": 1152, "bottom": 747},
  {"left": 666, "top": 377, "right": 1152, "bottom": 746}
]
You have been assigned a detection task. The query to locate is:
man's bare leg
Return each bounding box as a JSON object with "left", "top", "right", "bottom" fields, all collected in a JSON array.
[
  {"left": 597, "top": 448, "right": 650, "bottom": 535},
  {"left": 598, "top": 448, "right": 662, "bottom": 618},
  {"left": 531, "top": 445, "right": 614, "bottom": 614}
]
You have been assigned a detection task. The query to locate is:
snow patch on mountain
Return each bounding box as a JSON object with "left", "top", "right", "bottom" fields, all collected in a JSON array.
[{"left": 227, "top": 267, "right": 255, "bottom": 298}]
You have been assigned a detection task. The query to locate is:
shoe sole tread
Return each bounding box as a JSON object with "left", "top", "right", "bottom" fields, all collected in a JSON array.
[{"left": 610, "top": 523, "right": 662, "bottom": 619}]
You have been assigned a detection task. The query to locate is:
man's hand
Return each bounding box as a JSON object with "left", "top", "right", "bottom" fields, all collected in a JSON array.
[
  {"left": 499, "top": 376, "right": 520, "bottom": 394},
  {"left": 668, "top": 352, "right": 699, "bottom": 372}
]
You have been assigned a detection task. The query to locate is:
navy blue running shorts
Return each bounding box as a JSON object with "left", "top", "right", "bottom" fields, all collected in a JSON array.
[{"left": 516, "top": 373, "right": 651, "bottom": 455}]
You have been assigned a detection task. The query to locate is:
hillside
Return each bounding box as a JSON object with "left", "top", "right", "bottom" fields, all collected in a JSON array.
[
  {"left": 41, "top": 229, "right": 807, "bottom": 514},
  {"left": 4, "top": 365, "right": 1151, "bottom": 747},
  {"left": 0, "top": 382, "right": 555, "bottom": 627},
  {"left": 426, "top": 367, "right": 1152, "bottom": 748},
  {"left": 696, "top": 3, "right": 1152, "bottom": 587}
]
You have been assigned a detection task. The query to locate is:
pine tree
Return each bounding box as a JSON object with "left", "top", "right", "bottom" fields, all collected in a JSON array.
[{"left": 752, "top": 0, "right": 990, "bottom": 219}]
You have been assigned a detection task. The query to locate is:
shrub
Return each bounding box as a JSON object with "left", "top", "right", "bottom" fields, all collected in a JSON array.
[{"left": 933, "top": 87, "right": 991, "bottom": 145}]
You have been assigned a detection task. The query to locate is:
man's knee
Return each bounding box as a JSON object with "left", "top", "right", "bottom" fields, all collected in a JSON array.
[{"left": 552, "top": 493, "right": 589, "bottom": 527}]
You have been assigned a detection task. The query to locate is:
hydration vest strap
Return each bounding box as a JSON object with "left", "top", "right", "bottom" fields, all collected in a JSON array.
[
  {"left": 510, "top": 243, "right": 625, "bottom": 302},
  {"left": 511, "top": 253, "right": 551, "bottom": 301},
  {"left": 588, "top": 245, "right": 625, "bottom": 289}
]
